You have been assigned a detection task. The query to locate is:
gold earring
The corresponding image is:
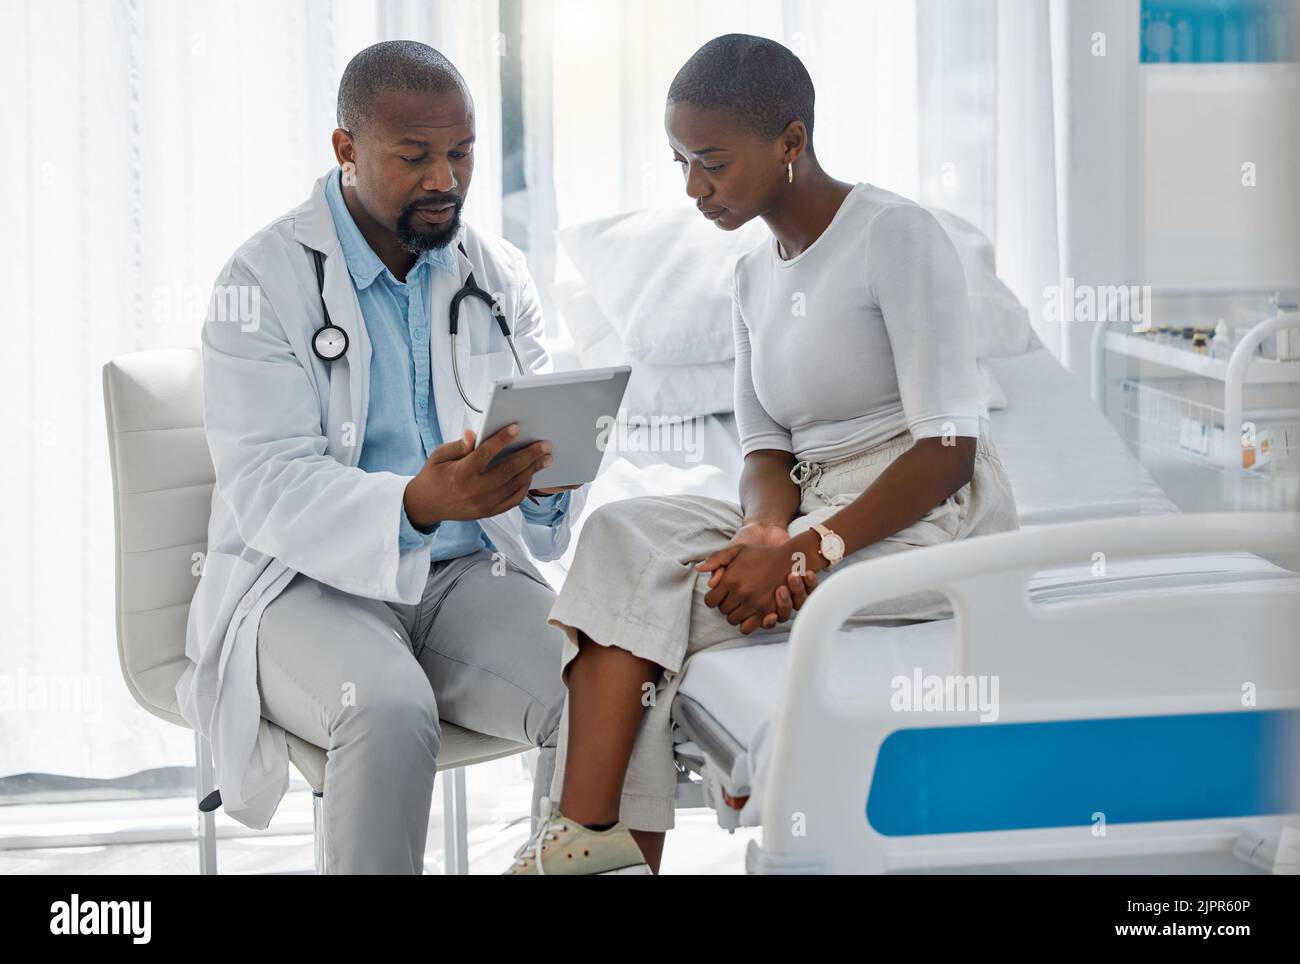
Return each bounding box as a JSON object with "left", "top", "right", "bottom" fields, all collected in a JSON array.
[{"left": 787, "top": 161, "right": 794, "bottom": 184}]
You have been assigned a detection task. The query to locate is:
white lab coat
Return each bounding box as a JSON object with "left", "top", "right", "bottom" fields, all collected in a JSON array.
[{"left": 177, "top": 169, "right": 588, "bottom": 830}]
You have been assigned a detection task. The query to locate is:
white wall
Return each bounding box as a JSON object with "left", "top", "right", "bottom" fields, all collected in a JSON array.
[
  {"left": 1052, "top": 0, "right": 1144, "bottom": 378},
  {"left": 1143, "top": 63, "right": 1300, "bottom": 289},
  {"left": 1054, "top": 1, "right": 1298, "bottom": 386}
]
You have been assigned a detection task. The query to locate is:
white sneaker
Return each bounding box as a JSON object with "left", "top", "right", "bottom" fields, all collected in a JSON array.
[{"left": 503, "top": 799, "right": 651, "bottom": 875}]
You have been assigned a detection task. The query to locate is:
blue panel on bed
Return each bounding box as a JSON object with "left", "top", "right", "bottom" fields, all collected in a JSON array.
[{"left": 866, "top": 709, "right": 1300, "bottom": 836}]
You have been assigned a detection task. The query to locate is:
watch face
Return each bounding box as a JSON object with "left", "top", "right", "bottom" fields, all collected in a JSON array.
[
  {"left": 822, "top": 533, "right": 846, "bottom": 562},
  {"left": 315, "top": 326, "right": 347, "bottom": 360}
]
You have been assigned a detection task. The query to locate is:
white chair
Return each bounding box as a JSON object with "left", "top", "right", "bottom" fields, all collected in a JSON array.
[{"left": 102, "top": 348, "right": 531, "bottom": 874}]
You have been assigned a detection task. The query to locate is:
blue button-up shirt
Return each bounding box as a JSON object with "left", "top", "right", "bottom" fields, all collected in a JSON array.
[{"left": 323, "top": 169, "right": 568, "bottom": 560}]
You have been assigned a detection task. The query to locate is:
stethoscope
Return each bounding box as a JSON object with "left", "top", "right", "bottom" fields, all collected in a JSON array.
[{"left": 309, "top": 242, "right": 524, "bottom": 413}]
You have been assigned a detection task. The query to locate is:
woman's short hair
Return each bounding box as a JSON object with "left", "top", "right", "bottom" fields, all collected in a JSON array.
[{"left": 667, "top": 34, "right": 815, "bottom": 142}]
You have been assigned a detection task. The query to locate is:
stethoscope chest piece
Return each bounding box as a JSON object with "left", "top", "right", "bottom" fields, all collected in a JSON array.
[
  {"left": 312, "top": 323, "right": 349, "bottom": 362},
  {"left": 308, "top": 246, "right": 350, "bottom": 363}
]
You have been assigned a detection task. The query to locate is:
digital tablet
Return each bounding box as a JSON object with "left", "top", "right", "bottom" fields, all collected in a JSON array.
[{"left": 475, "top": 365, "right": 632, "bottom": 489}]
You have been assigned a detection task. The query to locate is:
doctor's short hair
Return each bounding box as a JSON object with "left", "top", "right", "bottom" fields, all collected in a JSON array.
[
  {"left": 337, "top": 40, "right": 469, "bottom": 133},
  {"left": 667, "top": 34, "right": 815, "bottom": 143}
]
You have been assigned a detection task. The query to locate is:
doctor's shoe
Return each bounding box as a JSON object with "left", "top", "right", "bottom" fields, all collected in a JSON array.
[{"left": 503, "top": 801, "right": 651, "bottom": 875}]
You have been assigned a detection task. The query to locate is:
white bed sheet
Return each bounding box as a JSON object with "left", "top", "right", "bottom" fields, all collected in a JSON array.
[{"left": 983, "top": 350, "right": 1177, "bottom": 524}]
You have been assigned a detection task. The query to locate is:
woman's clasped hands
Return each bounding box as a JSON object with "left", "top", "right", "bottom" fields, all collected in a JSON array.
[{"left": 694, "top": 522, "right": 819, "bottom": 635}]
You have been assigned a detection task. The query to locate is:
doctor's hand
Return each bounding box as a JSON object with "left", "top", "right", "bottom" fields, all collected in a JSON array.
[{"left": 403, "top": 425, "right": 553, "bottom": 527}]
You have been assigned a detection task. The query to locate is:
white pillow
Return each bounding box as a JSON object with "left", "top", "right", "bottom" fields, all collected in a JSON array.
[
  {"left": 554, "top": 276, "right": 1010, "bottom": 417},
  {"left": 631, "top": 361, "right": 733, "bottom": 418},
  {"left": 552, "top": 279, "right": 734, "bottom": 417},
  {"left": 557, "top": 208, "right": 767, "bottom": 366},
  {"left": 977, "top": 360, "right": 1009, "bottom": 411},
  {"left": 558, "top": 200, "right": 1034, "bottom": 366},
  {"left": 928, "top": 208, "right": 1037, "bottom": 358}
]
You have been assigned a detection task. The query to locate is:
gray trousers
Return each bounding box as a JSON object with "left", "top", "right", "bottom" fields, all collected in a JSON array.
[{"left": 256, "top": 548, "right": 566, "bottom": 874}]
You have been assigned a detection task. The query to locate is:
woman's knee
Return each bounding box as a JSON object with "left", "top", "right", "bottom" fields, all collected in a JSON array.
[
  {"left": 582, "top": 495, "right": 734, "bottom": 547},
  {"left": 582, "top": 496, "right": 665, "bottom": 535}
]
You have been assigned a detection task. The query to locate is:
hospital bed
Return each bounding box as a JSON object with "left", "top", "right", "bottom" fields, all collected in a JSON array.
[{"left": 545, "top": 347, "right": 1300, "bottom": 874}]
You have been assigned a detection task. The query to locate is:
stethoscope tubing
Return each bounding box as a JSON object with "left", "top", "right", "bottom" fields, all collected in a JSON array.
[
  {"left": 309, "top": 243, "right": 524, "bottom": 413},
  {"left": 450, "top": 329, "right": 525, "bottom": 414}
]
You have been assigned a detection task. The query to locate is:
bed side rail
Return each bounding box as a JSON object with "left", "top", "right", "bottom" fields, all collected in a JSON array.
[{"left": 758, "top": 513, "right": 1300, "bottom": 873}]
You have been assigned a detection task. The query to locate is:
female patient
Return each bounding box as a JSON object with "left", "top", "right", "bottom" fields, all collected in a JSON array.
[{"left": 506, "top": 34, "right": 1018, "bottom": 875}]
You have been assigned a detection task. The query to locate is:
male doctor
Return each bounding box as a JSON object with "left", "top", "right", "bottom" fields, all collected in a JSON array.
[{"left": 177, "top": 40, "right": 585, "bottom": 873}]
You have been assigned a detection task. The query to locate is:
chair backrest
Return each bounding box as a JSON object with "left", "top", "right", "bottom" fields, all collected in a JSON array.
[{"left": 102, "top": 349, "right": 212, "bottom": 728}]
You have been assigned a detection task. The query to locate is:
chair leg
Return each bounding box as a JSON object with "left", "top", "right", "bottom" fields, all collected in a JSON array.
[
  {"left": 441, "top": 767, "right": 469, "bottom": 875},
  {"left": 313, "top": 791, "right": 325, "bottom": 875},
  {"left": 193, "top": 732, "right": 218, "bottom": 875}
]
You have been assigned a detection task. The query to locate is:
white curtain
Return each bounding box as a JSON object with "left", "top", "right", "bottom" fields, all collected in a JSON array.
[
  {"left": 0, "top": 0, "right": 504, "bottom": 782},
  {"left": 526, "top": 0, "right": 1062, "bottom": 350},
  {"left": 997, "top": 0, "right": 1065, "bottom": 358},
  {"left": 0, "top": 0, "right": 1065, "bottom": 786},
  {"left": 537, "top": 0, "right": 917, "bottom": 230}
]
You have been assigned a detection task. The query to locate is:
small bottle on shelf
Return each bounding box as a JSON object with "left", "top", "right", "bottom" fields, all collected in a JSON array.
[{"left": 1211, "top": 319, "right": 1232, "bottom": 359}]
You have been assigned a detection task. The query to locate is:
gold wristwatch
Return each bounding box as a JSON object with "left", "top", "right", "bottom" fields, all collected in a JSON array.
[{"left": 810, "top": 523, "right": 845, "bottom": 567}]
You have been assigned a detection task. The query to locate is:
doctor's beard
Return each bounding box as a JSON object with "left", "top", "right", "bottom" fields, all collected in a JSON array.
[{"left": 396, "top": 195, "right": 464, "bottom": 254}]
